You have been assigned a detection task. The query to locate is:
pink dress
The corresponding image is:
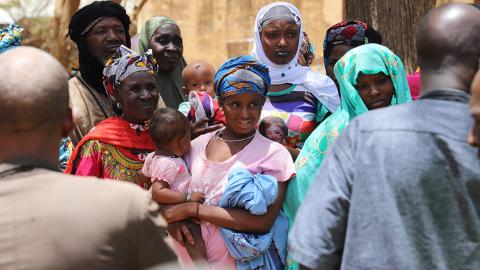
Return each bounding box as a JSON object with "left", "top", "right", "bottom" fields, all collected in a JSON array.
[
  {"left": 186, "top": 131, "right": 296, "bottom": 269},
  {"left": 142, "top": 152, "right": 190, "bottom": 193},
  {"left": 142, "top": 153, "right": 194, "bottom": 267}
]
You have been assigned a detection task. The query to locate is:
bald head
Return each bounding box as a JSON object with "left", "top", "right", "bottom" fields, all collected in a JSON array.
[
  {"left": 417, "top": 3, "right": 480, "bottom": 89},
  {"left": 0, "top": 47, "right": 69, "bottom": 133}
]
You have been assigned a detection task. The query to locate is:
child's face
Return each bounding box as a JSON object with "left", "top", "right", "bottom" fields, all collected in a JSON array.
[
  {"left": 184, "top": 66, "right": 215, "bottom": 98},
  {"left": 265, "top": 123, "right": 285, "bottom": 143}
]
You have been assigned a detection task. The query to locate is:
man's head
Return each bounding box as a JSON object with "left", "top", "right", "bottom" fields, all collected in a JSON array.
[
  {"left": 0, "top": 47, "right": 72, "bottom": 162},
  {"left": 417, "top": 3, "right": 480, "bottom": 92},
  {"left": 68, "top": 1, "right": 131, "bottom": 92}
]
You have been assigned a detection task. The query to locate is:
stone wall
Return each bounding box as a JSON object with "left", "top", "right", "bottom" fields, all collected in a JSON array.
[{"left": 136, "top": 0, "right": 342, "bottom": 71}]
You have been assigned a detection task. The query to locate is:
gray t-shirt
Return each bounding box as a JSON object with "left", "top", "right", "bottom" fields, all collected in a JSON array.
[{"left": 289, "top": 90, "right": 480, "bottom": 270}]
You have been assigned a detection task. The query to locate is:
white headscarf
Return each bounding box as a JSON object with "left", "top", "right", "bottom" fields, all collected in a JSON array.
[{"left": 252, "top": 2, "right": 340, "bottom": 112}]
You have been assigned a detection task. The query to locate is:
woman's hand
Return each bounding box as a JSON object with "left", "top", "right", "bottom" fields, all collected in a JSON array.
[
  {"left": 161, "top": 202, "right": 198, "bottom": 223},
  {"left": 191, "top": 119, "right": 223, "bottom": 139},
  {"left": 167, "top": 221, "right": 195, "bottom": 246}
]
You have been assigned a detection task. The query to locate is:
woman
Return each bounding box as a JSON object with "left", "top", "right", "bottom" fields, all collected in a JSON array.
[
  {"left": 252, "top": 2, "right": 340, "bottom": 159},
  {"left": 137, "top": 16, "right": 186, "bottom": 108},
  {"left": 323, "top": 20, "right": 382, "bottom": 90},
  {"left": 161, "top": 56, "right": 295, "bottom": 269},
  {"left": 65, "top": 45, "right": 159, "bottom": 189},
  {"left": 284, "top": 43, "right": 412, "bottom": 269}
]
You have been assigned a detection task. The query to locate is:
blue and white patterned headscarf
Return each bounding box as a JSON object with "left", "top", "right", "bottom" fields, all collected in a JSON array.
[
  {"left": 0, "top": 24, "right": 23, "bottom": 53},
  {"left": 214, "top": 55, "right": 271, "bottom": 98}
]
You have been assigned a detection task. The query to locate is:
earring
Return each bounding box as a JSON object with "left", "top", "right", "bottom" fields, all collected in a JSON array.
[{"left": 117, "top": 102, "right": 122, "bottom": 109}]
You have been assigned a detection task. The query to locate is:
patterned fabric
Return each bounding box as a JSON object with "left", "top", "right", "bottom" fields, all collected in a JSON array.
[
  {"left": 136, "top": 16, "right": 187, "bottom": 108},
  {"left": 214, "top": 55, "right": 270, "bottom": 98},
  {"left": 260, "top": 84, "right": 330, "bottom": 148},
  {"left": 323, "top": 20, "right": 381, "bottom": 72},
  {"left": 187, "top": 91, "right": 225, "bottom": 126},
  {"left": 219, "top": 167, "right": 288, "bottom": 270},
  {"left": 65, "top": 116, "right": 156, "bottom": 189},
  {"left": 59, "top": 137, "right": 74, "bottom": 171},
  {"left": 103, "top": 45, "right": 157, "bottom": 100},
  {"left": 284, "top": 44, "right": 412, "bottom": 270},
  {"left": 298, "top": 32, "right": 315, "bottom": 67},
  {"left": 0, "top": 24, "right": 23, "bottom": 53}
]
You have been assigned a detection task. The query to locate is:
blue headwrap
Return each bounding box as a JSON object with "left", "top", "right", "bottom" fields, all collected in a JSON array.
[{"left": 214, "top": 55, "right": 271, "bottom": 98}]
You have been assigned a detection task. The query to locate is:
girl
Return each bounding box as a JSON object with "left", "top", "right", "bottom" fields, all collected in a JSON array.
[
  {"left": 161, "top": 55, "right": 295, "bottom": 269},
  {"left": 142, "top": 107, "right": 207, "bottom": 264}
]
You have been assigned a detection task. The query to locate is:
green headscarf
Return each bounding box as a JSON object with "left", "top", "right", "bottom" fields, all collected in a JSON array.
[
  {"left": 284, "top": 43, "right": 412, "bottom": 270},
  {"left": 136, "top": 16, "right": 186, "bottom": 108}
]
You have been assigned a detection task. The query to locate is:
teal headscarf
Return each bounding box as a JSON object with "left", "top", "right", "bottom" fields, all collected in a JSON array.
[
  {"left": 136, "top": 16, "right": 186, "bottom": 108},
  {"left": 283, "top": 43, "right": 412, "bottom": 270}
]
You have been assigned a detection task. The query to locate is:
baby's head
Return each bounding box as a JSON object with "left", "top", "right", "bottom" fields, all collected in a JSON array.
[
  {"left": 182, "top": 61, "right": 216, "bottom": 98},
  {"left": 259, "top": 116, "right": 288, "bottom": 144},
  {"left": 149, "top": 107, "right": 191, "bottom": 157}
]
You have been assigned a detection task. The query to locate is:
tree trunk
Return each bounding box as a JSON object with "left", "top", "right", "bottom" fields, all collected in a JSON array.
[
  {"left": 345, "top": 0, "right": 436, "bottom": 73},
  {"left": 51, "top": 0, "right": 80, "bottom": 68}
]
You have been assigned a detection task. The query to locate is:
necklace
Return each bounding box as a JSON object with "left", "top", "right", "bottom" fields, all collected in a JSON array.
[{"left": 213, "top": 130, "right": 255, "bottom": 143}]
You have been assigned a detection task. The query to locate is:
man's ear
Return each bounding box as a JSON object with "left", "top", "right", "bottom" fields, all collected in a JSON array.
[{"left": 62, "top": 108, "right": 74, "bottom": 138}]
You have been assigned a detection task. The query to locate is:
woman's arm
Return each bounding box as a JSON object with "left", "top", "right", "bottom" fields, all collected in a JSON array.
[
  {"left": 284, "top": 145, "right": 300, "bottom": 161},
  {"left": 163, "top": 181, "right": 288, "bottom": 234}
]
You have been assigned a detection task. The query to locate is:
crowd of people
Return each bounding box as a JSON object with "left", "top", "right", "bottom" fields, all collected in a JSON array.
[{"left": 0, "top": 1, "right": 479, "bottom": 269}]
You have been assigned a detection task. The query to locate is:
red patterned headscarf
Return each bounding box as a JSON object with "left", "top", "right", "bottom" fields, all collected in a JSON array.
[{"left": 323, "top": 20, "right": 382, "bottom": 71}]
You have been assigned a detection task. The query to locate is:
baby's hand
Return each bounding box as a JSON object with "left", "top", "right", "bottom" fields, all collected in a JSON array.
[{"left": 189, "top": 192, "right": 205, "bottom": 203}]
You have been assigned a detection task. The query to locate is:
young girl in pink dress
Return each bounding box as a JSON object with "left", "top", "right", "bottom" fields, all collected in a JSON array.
[
  {"left": 142, "top": 107, "right": 206, "bottom": 265},
  {"left": 161, "top": 55, "right": 296, "bottom": 269}
]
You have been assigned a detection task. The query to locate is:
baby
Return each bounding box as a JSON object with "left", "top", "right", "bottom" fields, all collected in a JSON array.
[
  {"left": 259, "top": 116, "right": 289, "bottom": 144},
  {"left": 142, "top": 107, "right": 206, "bottom": 262},
  {"left": 179, "top": 61, "right": 226, "bottom": 126}
]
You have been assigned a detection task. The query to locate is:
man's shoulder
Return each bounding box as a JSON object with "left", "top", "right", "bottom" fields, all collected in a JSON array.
[{"left": 30, "top": 170, "right": 150, "bottom": 206}]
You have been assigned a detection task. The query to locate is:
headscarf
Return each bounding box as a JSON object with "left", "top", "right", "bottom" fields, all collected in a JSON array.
[
  {"left": 323, "top": 20, "right": 382, "bottom": 71},
  {"left": 298, "top": 32, "right": 315, "bottom": 67},
  {"left": 214, "top": 55, "right": 271, "bottom": 98},
  {"left": 103, "top": 45, "right": 158, "bottom": 102},
  {"left": 68, "top": 1, "right": 131, "bottom": 93},
  {"left": 0, "top": 24, "right": 23, "bottom": 53},
  {"left": 136, "top": 16, "right": 186, "bottom": 108},
  {"left": 252, "top": 2, "right": 339, "bottom": 112}
]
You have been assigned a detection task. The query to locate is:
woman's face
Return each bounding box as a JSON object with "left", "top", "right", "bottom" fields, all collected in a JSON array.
[
  {"left": 355, "top": 72, "right": 394, "bottom": 110},
  {"left": 327, "top": 44, "right": 355, "bottom": 88},
  {"left": 149, "top": 24, "right": 183, "bottom": 72},
  {"left": 220, "top": 93, "right": 265, "bottom": 135},
  {"left": 116, "top": 71, "right": 159, "bottom": 124},
  {"left": 260, "top": 20, "right": 300, "bottom": 65}
]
